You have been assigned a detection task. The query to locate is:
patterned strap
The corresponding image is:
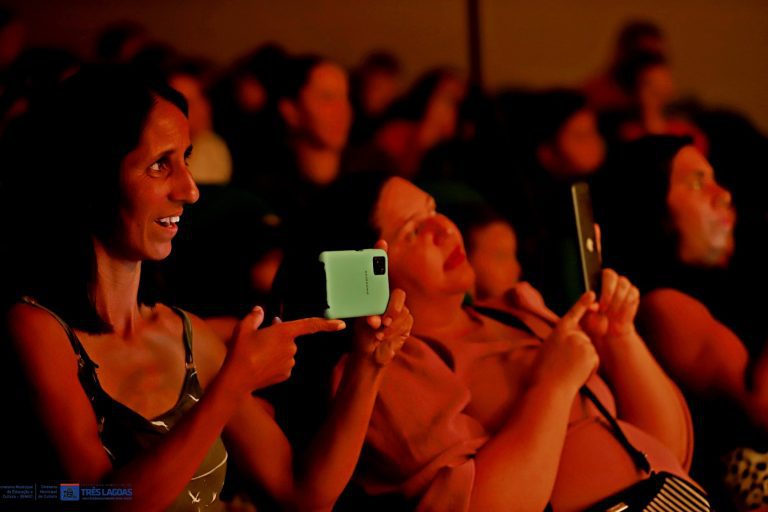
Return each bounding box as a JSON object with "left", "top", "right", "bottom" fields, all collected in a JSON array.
[{"left": 169, "top": 306, "right": 195, "bottom": 368}]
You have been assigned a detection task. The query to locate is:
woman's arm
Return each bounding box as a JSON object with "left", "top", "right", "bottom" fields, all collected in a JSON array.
[
  {"left": 584, "top": 271, "right": 692, "bottom": 466},
  {"left": 470, "top": 292, "right": 600, "bottom": 512},
  {"left": 199, "top": 290, "right": 412, "bottom": 511},
  {"left": 7, "top": 303, "right": 341, "bottom": 511},
  {"left": 639, "top": 287, "right": 767, "bottom": 426},
  {"left": 6, "top": 303, "right": 248, "bottom": 511}
]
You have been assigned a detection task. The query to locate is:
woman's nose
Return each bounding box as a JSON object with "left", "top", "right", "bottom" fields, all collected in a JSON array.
[
  {"left": 171, "top": 166, "right": 200, "bottom": 204},
  {"left": 424, "top": 215, "right": 455, "bottom": 245},
  {"left": 713, "top": 182, "right": 732, "bottom": 208}
]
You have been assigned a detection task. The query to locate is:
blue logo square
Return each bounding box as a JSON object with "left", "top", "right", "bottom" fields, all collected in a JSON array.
[{"left": 60, "top": 483, "right": 80, "bottom": 501}]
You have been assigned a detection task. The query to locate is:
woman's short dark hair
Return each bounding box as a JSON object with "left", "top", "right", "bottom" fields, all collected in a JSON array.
[
  {"left": 277, "top": 54, "right": 325, "bottom": 101},
  {"left": 387, "top": 68, "right": 457, "bottom": 122},
  {"left": 0, "top": 64, "right": 188, "bottom": 333},
  {"left": 530, "top": 89, "right": 588, "bottom": 146}
]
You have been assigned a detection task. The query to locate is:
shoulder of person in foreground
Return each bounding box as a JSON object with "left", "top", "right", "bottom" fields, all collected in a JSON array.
[
  {"left": 639, "top": 287, "right": 750, "bottom": 398},
  {"left": 5, "top": 302, "right": 113, "bottom": 482}
]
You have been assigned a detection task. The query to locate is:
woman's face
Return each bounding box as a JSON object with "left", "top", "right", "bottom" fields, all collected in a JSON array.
[
  {"left": 667, "top": 145, "right": 735, "bottom": 267},
  {"left": 296, "top": 62, "right": 352, "bottom": 151},
  {"left": 112, "top": 98, "right": 199, "bottom": 261},
  {"left": 638, "top": 64, "right": 675, "bottom": 108},
  {"left": 468, "top": 221, "right": 521, "bottom": 300},
  {"left": 555, "top": 108, "right": 605, "bottom": 176},
  {"left": 373, "top": 177, "right": 475, "bottom": 299}
]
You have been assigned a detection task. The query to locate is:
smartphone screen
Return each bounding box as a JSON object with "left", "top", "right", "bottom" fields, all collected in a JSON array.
[
  {"left": 319, "top": 249, "right": 390, "bottom": 319},
  {"left": 571, "top": 182, "right": 602, "bottom": 294}
]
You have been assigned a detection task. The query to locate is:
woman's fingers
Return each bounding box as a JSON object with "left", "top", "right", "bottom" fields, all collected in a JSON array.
[
  {"left": 366, "top": 315, "right": 383, "bottom": 330},
  {"left": 282, "top": 317, "right": 346, "bottom": 338},
  {"left": 373, "top": 239, "right": 389, "bottom": 252},
  {"left": 605, "top": 276, "right": 631, "bottom": 317},
  {"left": 599, "top": 268, "right": 619, "bottom": 311},
  {"left": 382, "top": 289, "right": 406, "bottom": 327},
  {"left": 244, "top": 305, "right": 265, "bottom": 331},
  {"left": 560, "top": 291, "right": 596, "bottom": 329}
]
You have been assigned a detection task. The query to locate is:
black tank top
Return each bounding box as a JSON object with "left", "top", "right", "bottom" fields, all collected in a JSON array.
[{"left": 22, "top": 297, "right": 227, "bottom": 511}]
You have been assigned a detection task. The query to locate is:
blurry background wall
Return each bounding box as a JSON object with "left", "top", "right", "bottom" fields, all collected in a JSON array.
[{"left": 8, "top": 0, "right": 768, "bottom": 132}]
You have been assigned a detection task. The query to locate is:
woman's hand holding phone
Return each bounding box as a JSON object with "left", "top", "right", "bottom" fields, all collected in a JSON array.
[
  {"left": 580, "top": 268, "right": 642, "bottom": 363},
  {"left": 353, "top": 240, "right": 413, "bottom": 366}
]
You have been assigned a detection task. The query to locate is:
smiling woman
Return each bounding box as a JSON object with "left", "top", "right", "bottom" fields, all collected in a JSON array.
[
  {"left": 0, "top": 65, "right": 411, "bottom": 511},
  {"left": 113, "top": 97, "right": 199, "bottom": 262}
]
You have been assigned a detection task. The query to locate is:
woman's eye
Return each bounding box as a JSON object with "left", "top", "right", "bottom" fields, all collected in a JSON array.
[
  {"left": 404, "top": 225, "right": 419, "bottom": 241},
  {"left": 691, "top": 177, "right": 704, "bottom": 191},
  {"left": 149, "top": 158, "right": 171, "bottom": 175}
]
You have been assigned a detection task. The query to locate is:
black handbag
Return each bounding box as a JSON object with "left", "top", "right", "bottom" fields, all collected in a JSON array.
[{"left": 473, "top": 306, "right": 714, "bottom": 512}]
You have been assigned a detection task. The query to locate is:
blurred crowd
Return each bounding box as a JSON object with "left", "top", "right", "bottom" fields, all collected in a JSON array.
[{"left": 2, "top": 7, "right": 768, "bottom": 511}]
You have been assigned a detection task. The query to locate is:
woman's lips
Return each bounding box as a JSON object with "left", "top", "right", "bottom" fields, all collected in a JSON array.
[{"left": 444, "top": 245, "right": 466, "bottom": 271}]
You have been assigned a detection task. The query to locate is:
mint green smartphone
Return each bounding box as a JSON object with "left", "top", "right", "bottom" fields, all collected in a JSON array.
[{"left": 319, "top": 249, "right": 390, "bottom": 319}]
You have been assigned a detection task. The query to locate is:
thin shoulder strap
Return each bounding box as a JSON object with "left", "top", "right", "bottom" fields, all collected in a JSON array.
[
  {"left": 20, "top": 296, "right": 98, "bottom": 369},
  {"left": 473, "top": 305, "right": 651, "bottom": 474},
  {"left": 169, "top": 306, "right": 194, "bottom": 368}
]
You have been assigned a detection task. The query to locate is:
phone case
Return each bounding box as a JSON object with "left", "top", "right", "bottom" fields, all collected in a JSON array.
[
  {"left": 319, "top": 249, "right": 390, "bottom": 319},
  {"left": 571, "top": 182, "right": 602, "bottom": 294}
]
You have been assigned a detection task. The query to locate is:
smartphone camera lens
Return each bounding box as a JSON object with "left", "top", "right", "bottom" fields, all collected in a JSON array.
[{"left": 372, "top": 256, "right": 386, "bottom": 275}]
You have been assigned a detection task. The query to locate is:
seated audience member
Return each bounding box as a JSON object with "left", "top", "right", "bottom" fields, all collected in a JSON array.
[
  {"left": 211, "top": 44, "right": 289, "bottom": 190},
  {"left": 583, "top": 19, "right": 666, "bottom": 112},
  {"left": 441, "top": 202, "right": 521, "bottom": 302},
  {"left": 0, "top": 65, "right": 411, "bottom": 511},
  {"left": 597, "top": 135, "right": 768, "bottom": 512},
  {"left": 95, "top": 21, "right": 148, "bottom": 65},
  {"left": 492, "top": 90, "right": 605, "bottom": 314},
  {"left": 0, "top": 46, "right": 79, "bottom": 136},
  {"left": 351, "top": 69, "right": 464, "bottom": 179},
  {"left": 349, "top": 51, "right": 403, "bottom": 145},
  {"left": 246, "top": 54, "right": 354, "bottom": 221},
  {"left": 279, "top": 173, "right": 698, "bottom": 511},
  {"left": 614, "top": 51, "right": 708, "bottom": 154}
]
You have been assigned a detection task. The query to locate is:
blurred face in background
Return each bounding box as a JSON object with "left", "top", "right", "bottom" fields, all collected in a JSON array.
[
  {"left": 360, "top": 69, "right": 400, "bottom": 117},
  {"left": 419, "top": 85, "right": 460, "bottom": 149},
  {"left": 236, "top": 74, "right": 268, "bottom": 113},
  {"left": 667, "top": 145, "right": 735, "bottom": 267},
  {"left": 467, "top": 220, "right": 521, "bottom": 300},
  {"left": 169, "top": 73, "right": 211, "bottom": 137},
  {"left": 541, "top": 108, "right": 605, "bottom": 177},
  {"left": 637, "top": 63, "right": 676, "bottom": 110},
  {"left": 286, "top": 61, "right": 352, "bottom": 151}
]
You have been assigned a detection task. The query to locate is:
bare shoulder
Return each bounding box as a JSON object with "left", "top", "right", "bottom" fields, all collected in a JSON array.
[
  {"left": 642, "top": 288, "right": 713, "bottom": 320},
  {"left": 6, "top": 302, "right": 78, "bottom": 365},
  {"left": 6, "top": 302, "right": 112, "bottom": 480},
  {"left": 639, "top": 287, "right": 726, "bottom": 361}
]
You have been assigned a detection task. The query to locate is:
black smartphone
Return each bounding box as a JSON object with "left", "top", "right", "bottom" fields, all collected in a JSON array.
[{"left": 571, "top": 182, "right": 602, "bottom": 294}]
